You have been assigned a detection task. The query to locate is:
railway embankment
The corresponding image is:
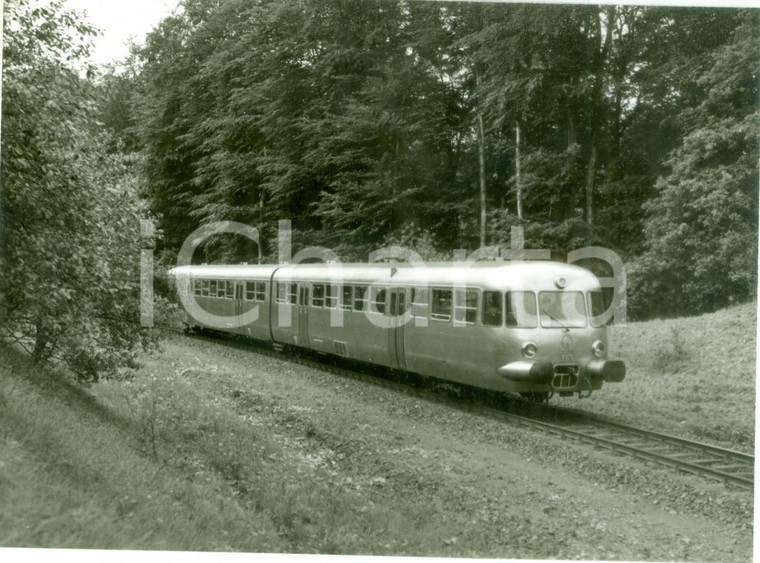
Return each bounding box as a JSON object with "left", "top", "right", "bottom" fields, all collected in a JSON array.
[
  {"left": 0, "top": 301, "right": 755, "bottom": 558},
  {"left": 555, "top": 301, "right": 756, "bottom": 453}
]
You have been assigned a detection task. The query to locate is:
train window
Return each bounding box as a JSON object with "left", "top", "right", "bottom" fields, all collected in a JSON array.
[
  {"left": 201, "top": 280, "right": 209, "bottom": 297},
  {"left": 588, "top": 290, "right": 615, "bottom": 327},
  {"left": 193, "top": 280, "right": 202, "bottom": 296},
  {"left": 506, "top": 291, "right": 537, "bottom": 328},
  {"left": 538, "top": 291, "right": 587, "bottom": 328},
  {"left": 369, "top": 287, "right": 386, "bottom": 314},
  {"left": 482, "top": 291, "right": 503, "bottom": 326},
  {"left": 399, "top": 290, "right": 409, "bottom": 316},
  {"left": 411, "top": 287, "right": 429, "bottom": 318},
  {"left": 210, "top": 280, "right": 218, "bottom": 298},
  {"left": 288, "top": 283, "right": 297, "bottom": 304},
  {"left": 255, "top": 282, "right": 266, "bottom": 302},
  {"left": 312, "top": 284, "right": 325, "bottom": 307},
  {"left": 341, "top": 286, "right": 353, "bottom": 310},
  {"left": 431, "top": 289, "right": 453, "bottom": 321},
  {"left": 245, "top": 281, "right": 255, "bottom": 301},
  {"left": 454, "top": 289, "right": 478, "bottom": 324},
  {"left": 353, "top": 286, "right": 367, "bottom": 311},
  {"left": 217, "top": 281, "right": 225, "bottom": 298},
  {"left": 276, "top": 282, "right": 287, "bottom": 303},
  {"left": 325, "top": 284, "right": 339, "bottom": 309},
  {"left": 225, "top": 281, "right": 234, "bottom": 299}
]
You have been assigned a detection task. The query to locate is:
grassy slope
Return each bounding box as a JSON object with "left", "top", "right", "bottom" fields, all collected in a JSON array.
[
  {"left": 0, "top": 341, "right": 471, "bottom": 553},
  {"left": 0, "top": 301, "right": 755, "bottom": 551},
  {"left": 556, "top": 301, "right": 757, "bottom": 452},
  {"left": 0, "top": 347, "right": 288, "bottom": 551}
]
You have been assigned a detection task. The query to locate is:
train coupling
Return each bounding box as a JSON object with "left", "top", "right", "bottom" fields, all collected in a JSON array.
[
  {"left": 497, "top": 361, "right": 554, "bottom": 384},
  {"left": 585, "top": 359, "right": 626, "bottom": 383}
]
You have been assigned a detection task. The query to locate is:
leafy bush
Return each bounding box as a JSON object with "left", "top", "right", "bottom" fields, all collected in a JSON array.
[
  {"left": 1, "top": 0, "right": 155, "bottom": 382},
  {"left": 629, "top": 15, "right": 758, "bottom": 319}
]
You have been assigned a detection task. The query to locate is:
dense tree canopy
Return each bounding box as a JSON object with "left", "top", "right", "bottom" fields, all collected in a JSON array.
[
  {"left": 6, "top": 0, "right": 758, "bottom": 327},
  {"left": 630, "top": 14, "right": 759, "bottom": 317},
  {"left": 119, "top": 0, "right": 756, "bottom": 319}
]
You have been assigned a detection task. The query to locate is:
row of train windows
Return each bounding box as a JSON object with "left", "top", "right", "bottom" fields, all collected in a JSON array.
[
  {"left": 273, "top": 283, "right": 477, "bottom": 323},
  {"left": 283, "top": 284, "right": 604, "bottom": 328},
  {"left": 192, "top": 280, "right": 266, "bottom": 301},
  {"left": 192, "top": 279, "right": 607, "bottom": 328}
]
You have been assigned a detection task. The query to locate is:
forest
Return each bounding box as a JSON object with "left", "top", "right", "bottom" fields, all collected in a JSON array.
[{"left": 1, "top": 0, "right": 758, "bottom": 380}]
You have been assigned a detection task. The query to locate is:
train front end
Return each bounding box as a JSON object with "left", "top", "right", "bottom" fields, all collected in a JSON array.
[{"left": 494, "top": 263, "right": 625, "bottom": 399}]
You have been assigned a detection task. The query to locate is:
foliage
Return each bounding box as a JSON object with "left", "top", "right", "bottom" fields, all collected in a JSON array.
[
  {"left": 1, "top": 0, "right": 155, "bottom": 381},
  {"left": 630, "top": 13, "right": 759, "bottom": 318},
  {"left": 381, "top": 224, "right": 451, "bottom": 262},
  {"left": 103, "top": 2, "right": 758, "bottom": 319}
]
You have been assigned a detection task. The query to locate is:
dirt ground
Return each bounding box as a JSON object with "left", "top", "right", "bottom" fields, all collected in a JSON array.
[{"left": 138, "top": 335, "right": 753, "bottom": 560}]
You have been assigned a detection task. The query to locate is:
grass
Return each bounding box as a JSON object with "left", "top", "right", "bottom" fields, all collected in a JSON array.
[
  {"left": 555, "top": 301, "right": 757, "bottom": 452},
  {"left": 0, "top": 347, "right": 287, "bottom": 551},
  {"left": 1, "top": 300, "right": 755, "bottom": 552},
  {"left": 0, "top": 341, "right": 456, "bottom": 553}
]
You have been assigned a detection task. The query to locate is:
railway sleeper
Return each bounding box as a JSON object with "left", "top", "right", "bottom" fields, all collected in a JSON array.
[
  {"left": 663, "top": 452, "right": 714, "bottom": 461},
  {"left": 686, "top": 457, "right": 741, "bottom": 466},
  {"left": 710, "top": 464, "right": 754, "bottom": 472},
  {"left": 616, "top": 440, "right": 660, "bottom": 449}
]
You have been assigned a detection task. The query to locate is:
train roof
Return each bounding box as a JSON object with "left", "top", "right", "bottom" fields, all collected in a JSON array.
[
  {"left": 171, "top": 261, "right": 601, "bottom": 290},
  {"left": 171, "top": 264, "right": 280, "bottom": 278}
]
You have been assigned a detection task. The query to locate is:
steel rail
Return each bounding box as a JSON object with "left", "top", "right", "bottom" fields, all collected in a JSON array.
[
  {"left": 481, "top": 407, "right": 754, "bottom": 490},
  {"left": 564, "top": 415, "right": 752, "bottom": 463}
]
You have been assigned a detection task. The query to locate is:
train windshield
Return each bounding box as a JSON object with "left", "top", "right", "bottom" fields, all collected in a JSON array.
[
  {"left": 505, "top": 291, "right": 537, "bottom": 328},
  {"left": 538, "top": 291, "right": 588, "bottom": 328}
]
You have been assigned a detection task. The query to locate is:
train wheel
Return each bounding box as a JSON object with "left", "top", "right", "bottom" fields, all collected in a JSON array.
[{"left": 520, "top": 392, "right": 551, "bottom": 403}]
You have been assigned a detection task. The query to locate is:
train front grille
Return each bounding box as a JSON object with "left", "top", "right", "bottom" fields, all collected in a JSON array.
[{"left": 552, "top": 364, "right": 579, "bottom": 389}]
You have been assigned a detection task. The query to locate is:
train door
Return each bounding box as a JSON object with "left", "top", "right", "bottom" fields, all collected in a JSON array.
[
  {"left": 298, "top": 285, "right": 310, "bottom": 348},
  {"left": 388, "top": 287, "right": 408, "bottom": 370},
  {"left": 235, "top": 282, "right": 244, "bottom": 331}
]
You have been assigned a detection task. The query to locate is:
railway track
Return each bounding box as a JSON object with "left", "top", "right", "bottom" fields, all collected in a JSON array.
[
  {"left": 189, "top": 331, "right": 755, "bottom": 491},
  {"left": 486, "top": 407, "right": 754, "bottom": 491}
]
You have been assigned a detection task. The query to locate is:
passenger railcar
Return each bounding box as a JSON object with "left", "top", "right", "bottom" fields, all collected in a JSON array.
[{"left": 170, "top": 261, "right": 625, "bottom": 400}]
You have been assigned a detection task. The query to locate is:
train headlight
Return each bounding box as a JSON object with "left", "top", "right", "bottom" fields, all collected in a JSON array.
[
  {"left": 522, "top": 341, "right": 539, "bottom": 359},
  {"left": 554, "top": 276, "right": 567, "bottom": 289},
  {"left": 592, "top": 340, "right": 606, "bottom": 358}
]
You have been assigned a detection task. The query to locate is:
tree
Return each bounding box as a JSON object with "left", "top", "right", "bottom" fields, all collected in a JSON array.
[
  {"left": 1, "top": 0, "right": 154, "bottom": 381},
  {"left": 630, "top": 11, "right": 759, "bottom": 318}
]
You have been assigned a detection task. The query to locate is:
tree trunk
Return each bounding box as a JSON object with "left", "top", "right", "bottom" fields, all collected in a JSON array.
[
  {"left": 585, "top": 6, "right": 615, "bottom": 227},
  {"left": 477, "top": 112, "right": 487, "bottom": 248},
  {"left": 515, "top": 120, "right": 523, "bottom": 220},
  {"left": 471, "top": 5, "right": 488, "bottom": 249},
  {"left": 567, "top": 111, "right": 577, "bottom": 148},
  {"left": 585, "top": 141, "right": 597, "bottom": 225},
  {"left": 259, "top": 190, "right": 264, "bottom": 264},
  {"left": 393, "top": 139, "right": 400, "bottom": 231},
  {"left": 31, "top": 321, "right": 48, "bottom": 363}
]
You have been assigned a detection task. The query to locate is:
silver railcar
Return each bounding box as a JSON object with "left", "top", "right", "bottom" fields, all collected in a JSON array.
[{"left": 171, "top": 261, "right": 625, "bottom": 400}]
